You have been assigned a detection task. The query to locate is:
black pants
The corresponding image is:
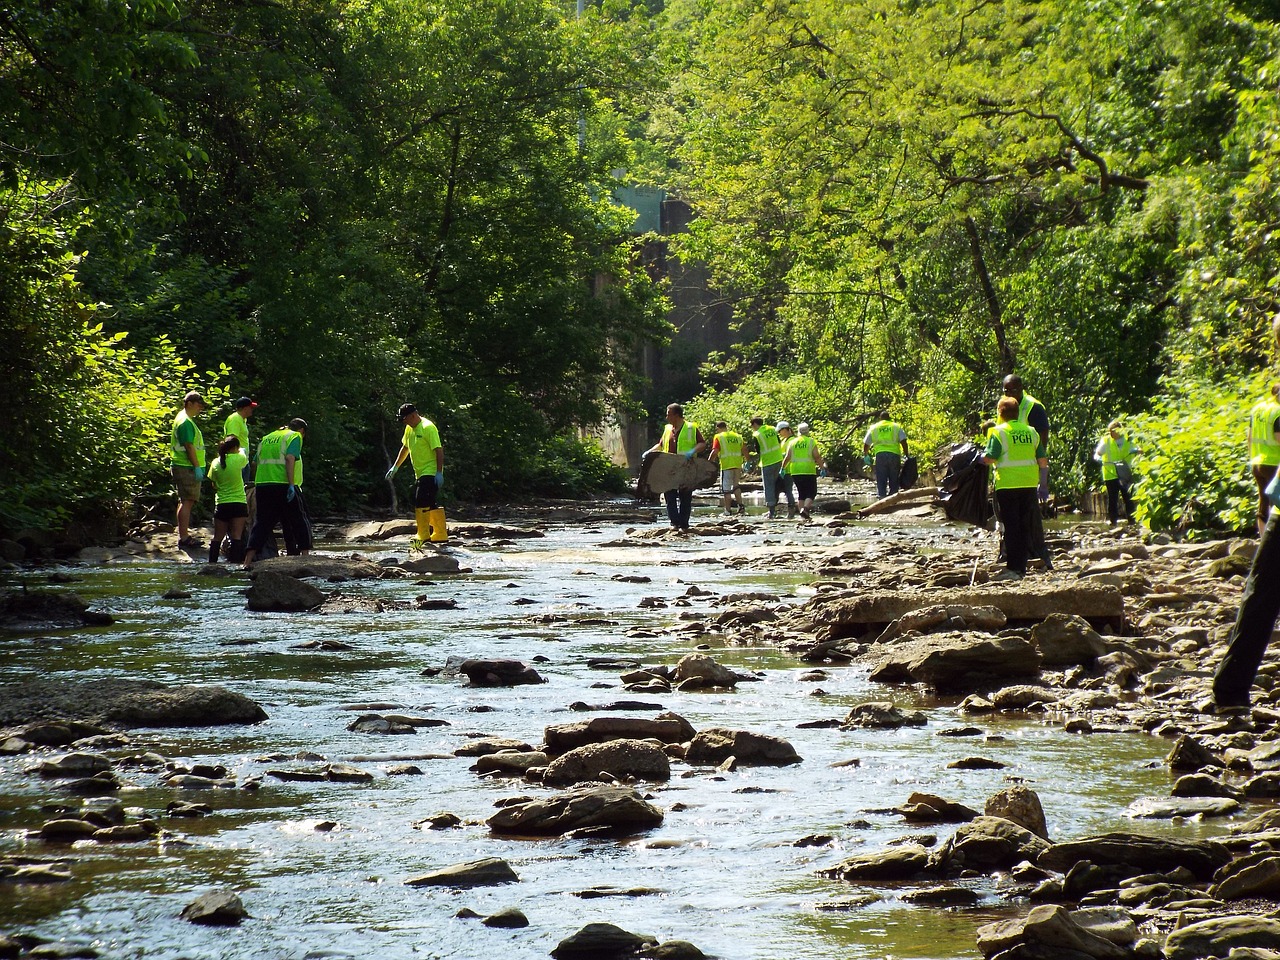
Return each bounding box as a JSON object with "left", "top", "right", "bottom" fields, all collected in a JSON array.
[
  {"left": 1105, "top": 478, "right": 1134, "bottom": 524},
  {"left": 664, "top": 488, "right": 692, "bottom": 529},
  {"left": 996, "top": 487, "right": 1038, "bottom": 575},
  {"left": 246, "top": 484, "right": 309, "bottom": 556},
  {"left": 413, "top": 474, "right": 439, "bottom": 510},
  {"left": 1213, "top": 512, "right": 1280, "bottom": 707}
]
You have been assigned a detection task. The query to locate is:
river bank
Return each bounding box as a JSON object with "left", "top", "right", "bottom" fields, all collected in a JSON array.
[{"left": 0, "top": 488, "right": 1274, "bottom": 960}]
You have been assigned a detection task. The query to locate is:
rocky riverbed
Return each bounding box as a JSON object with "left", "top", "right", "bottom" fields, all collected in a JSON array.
[{"left": 0, "top": 491, "right": 1276, "bottom": 960}]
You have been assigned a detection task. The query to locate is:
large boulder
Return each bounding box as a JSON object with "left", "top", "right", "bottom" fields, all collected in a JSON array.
[
  {"left": 1163, "top": 916, "right": 1280, "bottom": 960},
  {"left": 545, "top": 713, "right": 697, "bottom": 755},
  {"left": 249, "top": 554, "right": 392, "bottom": 580},
  {"left": 1037, "top": 832, "right": 1231, "bottom": 881},
  {"left": 934, "top": 816, "right": 1052, "bottom": 873},
  {"left": 684, "top": 728, "right": 801, "bottom": 767},
  {"left": 551, "top": 923, "right": 655, "bottom": 960},
  {"left": 1030, "top": 613, "right": 1109, "bottom": 666},
  {"left": 543, "top": 739, "right": 671, "bottom": 785},
  {"left": 976, "top": 904, "right": 1130, "bottom": 959},
  {"left": 245, "top": 572, "right": 326, "bottom": 612},
  {"left": 820, "top": 845, "right": 935, "bottom": 882},
  {"left": 671, "top": 653, "right": 744, "bottom": 689},
  {"left": 867, "top": 633, "right": 1042, "bottom": 693},
  {"left": 0, "top": 590, "right": 113, "bottom": 631},
  {"left": 457, "top": 659, "right": 545, "bottom": 687},
  {"left": 0, "top": 679, "right": 267, "bottom": 729},
  {"left": 487, "top": 784, "right": 663, "bottom": 836},
  {"left": 986, "top": 784, "right": 1049, "bottom": 840}
]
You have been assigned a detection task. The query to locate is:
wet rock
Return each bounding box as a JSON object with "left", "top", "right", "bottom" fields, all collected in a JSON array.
[
  {"left": 1163, "top": 916, "right": 1280, "bottom": 960},
  {"left": 0, "top": 860, "right": 74, "bottom": 883},
  {"left": 1171, "top": 772, "right": 1242, "bottom": 800},
  {"left": 935, "top": 816, "right": 1052, "bottom": 873},
  {"left": 874, "top": 604, "right": 1008, "bottom": 643},
  {"left": 1126, "top": 795, "right": 1238, "bottom": 818},
  {"left": 251, "top": 555, "right": 392, "bottom": 580},
  {"left": 544, "top": 714, "right": 697, "bottom": 755},
  {"left": 0, "top": 589, "right": 113, "bottom": 631},
  {"left": 347, "top": 714, "right": 417, "bottom": 735},
  {"left": 167, "top": 801, "right": 212, "bottom": 818},
  {"left": 895, "top": 792, "right": 979, "bottom": 823},
  {"left": 399, "top": 554, "right": 463, "bottom": 575},
  {"left": 37, "top": 753, "right": 113, "bottom": 779},
  {"left": 820, "top": 844, "right": 935, "bottom": 882},
  {"left": 551, "top": 923, "right": 655, "bottom": 960},
  {"left": 544, "top": 739, "right": 671, "bottom": 785},
  {"left": 976, "top": 904, "right": 1129, "bottom": 959},
  {"left": 0, "top": 679, "right": 269, "bottom": 728},
  {"left": 989, "top": 685, "right": 1059, "bottom": 710},
  {"left": 245, "top": 571, "right": 326, "bottom": 612},
  {"left": 416, "top": 813, "right": 462, "bottom": 830},
  {"left": 475, "top": 751, "right": 550, "bottom": 776},
  {"left": 1212, "top": 853, "right": 1280, "bottom": 900},
  {"left": 986, "top": 785, "right": 1049, "bottom": 840},
  {"left": 867, "top": 633, "right": 1043, "bottom": 693},
  {"left": 458, "top": 659, "right": 546, "bottom": 687},
  {"left": 487, "top": 784, "right": 664, "bottom": 836},
  {"left": 646, "top": 943, "right": 707, "bottom": 960},
  {"left": 1030, "top": 614, "right": 1109, "bottom": 666},
  {"left": 948, "top": 756, "right": 1004, "bottom": 770},
  {"left": 37, "top": 819, "right": 99, "bottom": 841},
  {"left": 1166, "top": 734, "right": 1218, "bottom": 771},
  {"left": 684, "top": 728, "right": 801, "bottom": 767},
  {"left": 841, "top": 701, "right": 928, "bottom": 729},
  {"left": 670, "top": 653, "right": 743, "bottom": 689},
  {"left": 482, "top": 907, "right": 530, "bottom": 928},
  {"left": 93, "top": 822, "right": 159, "bottom": 842},
  {"left": 404, "top": 857, "right": 519, "bottom": 888},
  {"left": 325, "top": 763, "right": 375, "bottom": 783},
  {"left": 0, "top": 720, "right": 110, "bottom": 752},
  {"left": 900, "top": 886, "right": 982, "bottom": 907},
  {"left": 455, "top": 737, "right": 535, "bottom": 757},
  {"left": 180, "top": 890, "right": 248, "bottom": 926},
  {"left": 1037, "top": 832, "right": 1231, "bottom": 880}
]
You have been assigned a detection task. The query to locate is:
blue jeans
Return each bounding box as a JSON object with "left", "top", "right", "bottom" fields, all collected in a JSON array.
[
  {"left": 663, "top": 488, "right": 693, "bottom": 530},
  {"left": 761, "top": 462, "right": 781, "bottom": 511},
  {"left": 874, "top": 453, "right": 901, "bottom": 499}
]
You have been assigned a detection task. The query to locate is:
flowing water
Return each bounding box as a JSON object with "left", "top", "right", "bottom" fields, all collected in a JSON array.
[{"left": 0, "top": 503, "right": 1208, "bottom": 959}]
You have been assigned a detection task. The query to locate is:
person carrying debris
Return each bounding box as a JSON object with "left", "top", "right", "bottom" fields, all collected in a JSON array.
[
  {"left": 982, "top": 396, "right": 1046, "bottom": 582},
  {"left": 646, "top": 403, "right": 706, "bottom": 531}
]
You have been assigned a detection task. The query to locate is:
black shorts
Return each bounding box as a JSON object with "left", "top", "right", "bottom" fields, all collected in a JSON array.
[
  {"left": 214, "top": 502, "right": 249, "bottom": 521},
  {"left": 413, "top": 474, "right": 439, "bottom": 510},
  {"left": 794, "top": 475, "right": 818, "bottom": 500}
]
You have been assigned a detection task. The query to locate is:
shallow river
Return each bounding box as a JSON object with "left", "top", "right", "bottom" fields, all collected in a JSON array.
[{"left": 0, "top": 502, "right": 1209, "bottom": 959}]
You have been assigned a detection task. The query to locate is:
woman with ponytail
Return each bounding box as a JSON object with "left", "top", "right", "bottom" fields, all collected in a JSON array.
[{"left": 207, "top": 436, "right": 249, "bottom": 562}]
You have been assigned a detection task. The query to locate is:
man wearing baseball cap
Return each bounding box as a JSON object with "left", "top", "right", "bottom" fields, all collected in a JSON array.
[{"left": 385, "top": 402, "right": 446, "bottom": 545}]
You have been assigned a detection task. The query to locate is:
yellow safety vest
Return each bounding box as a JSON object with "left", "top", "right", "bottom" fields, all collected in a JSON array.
[
  {"left": 755, "top": 426, "right": 783, "bottom": 467},
  {"left": 990, "top": 422, "right": 1040, "bottom": 490},
  {"left": 255, "top": 429, "right": 303, "bottom": 485},
  {"left": 715, "top": 431, "right": 744, "bottom": 470},
  {"left": 660, "top": 422, "right": 699, "bottom": 455},
  {"left": 867, "top": 420, "right": 904, "bottom": 456},
  {"left": 170, "top": 410, "right": 205, "bottom": 468},
  {"left": 1250, "top": 399, "right": 1280, "bottom": 466},
  {"left": 788, "top": 436, "right": 818, "bottom": 475},
  {"left": 1098, "top": 433, "right": 1136, "bottom": 481}
]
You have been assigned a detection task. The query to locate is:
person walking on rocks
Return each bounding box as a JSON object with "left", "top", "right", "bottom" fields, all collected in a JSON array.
[
  {"left": 385, "top": 403, "right": 446, "bottom": 546},
  {"left": 207, "top": 436, "right": 249, "bottom": 563},
  {"left": 646, "top": 403, "right": 706, "bottom": 531},
  {"left": 1213, "top": 315, "right": 1280, "bottom": 717},
  {"left": 710, "top": 420, "right": 746, "bottom": 516},
  {"left": 863, "top": 411, "right": 908, "bottom": 500},
  {"left": 242, "top": 418, "right": 310, "bottom": 567},
  {"left": 170, "top": 391, "right": 207, "bottom": 549},
  {"left": 1248, "top": 382, "right": 1280, "bottom": 536},
  {"left": 775, "top": 421, "right": 798, "bottom": 518},
  {"left": 750, "top": 416, "right": 785, "bottom": 519},
  {"left": 1001, "top": 375, "right": 1054, "bottom": 570},
  {"left": 782, "top": 422, "right": 825, "bottom": 520},
  {"left": 1093, "top": 420, "right": 1140, "bottom": 525},
  {"left": 983, "top": 396, "right": 1046, "bottom": 581}
]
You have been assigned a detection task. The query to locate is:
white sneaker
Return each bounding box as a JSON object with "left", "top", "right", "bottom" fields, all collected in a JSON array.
[{"left": 993, "top": 569, "right": 1023, "bottom": 582}]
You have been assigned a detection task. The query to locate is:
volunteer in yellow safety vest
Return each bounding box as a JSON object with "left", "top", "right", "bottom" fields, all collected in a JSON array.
[
  {"left": 782, "top": 422, "right": 825, "bottom": 520},
  {"left": 775, "top": 422, "right": 799, "bottom": 518},
  {"left": 645, "top": 403, "right": 706, "bottom": 531},
  {"left": 170, "top": 390, "right": 208, "bottom": 550},
  {"left": 1248, "top": 383, "right": 1280, "bottom": 535},
  {"left": 710, "top": 421, "right": 746, "bottom": 516},
  {"left": 242, "top": 417, "right": 310, "bottom": 567},
  {"left": 207, "top": 435, "right": 249, "bottom": 564},
  {"left": 1092, "top": 420, "right": 1140, "bottom": 525},
  {"left": 983, "top": 396, "right": 1048, "bottom": 581},
  {"left": 386, "top": 402, "right": 447, "bottom": 546},
  {"left": 862, "top": 411, "right": 908, "bottom": 500},
  {"left": 225, "top": 397, "right": 257, "bottom": 483},
  {"left": 749, "top": 416, "right": 786, "bottom": 518}
]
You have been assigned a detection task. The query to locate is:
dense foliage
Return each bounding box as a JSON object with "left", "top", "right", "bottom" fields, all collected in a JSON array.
[{"left": 0, "top": 0, "right": 666, "bottom": 533}]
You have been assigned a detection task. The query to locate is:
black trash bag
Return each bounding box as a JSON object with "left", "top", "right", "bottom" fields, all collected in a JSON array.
[
  {"left": 899, "top": 455, "right": 919, "bottom": 491},
  {"left": 937, "top": 442, "right": 993, "bottom": 528}
]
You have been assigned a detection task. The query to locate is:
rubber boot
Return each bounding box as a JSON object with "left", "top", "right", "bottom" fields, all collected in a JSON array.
[
  {"left": 414, "top": 508, "right": 432, "bottom": 544},
  {"left": 227, "top": 538, "right": 246, "bottom": 564},
  {"left": 428, "top": 507, "right": 448, "bottom": 542},
  {"left": 208, "top": 538, "right": 220, "bottom": 564}
]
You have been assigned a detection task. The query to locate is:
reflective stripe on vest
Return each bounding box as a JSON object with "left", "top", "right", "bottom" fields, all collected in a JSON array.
[
  {"left": 788, "top": 436, "right": 818, "bottom": 475},
  {"left": 716, "top": 432, "right": 744, "bottom": 470},
  {"left": 992, "top": 422, "right": 1040, "bottom": 490},
  {"left": 662, "top": 421, "right": 699, "bottom": 455},
  {"left": 868, "top": 421, "right": 902, "bottom": 456},
  {"left": 170, "top": 410, "right": 205, "bottom": 468},
  {"left": 1251, "top": 400, "right": 1280, "bottom": 466},
  {"left": 255, "top": 429, "right": 302, "bottom": 485},
  {"left": 755, "top": 426, "right": 783, "bottom": 466}
]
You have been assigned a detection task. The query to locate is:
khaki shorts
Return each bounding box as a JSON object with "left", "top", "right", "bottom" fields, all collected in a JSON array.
[
  {"left": 171, "top": 465, "right": 201, "bottom": 501},
  {"left": 720, "top": 467, "right": 741, "bottom": 493}
]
